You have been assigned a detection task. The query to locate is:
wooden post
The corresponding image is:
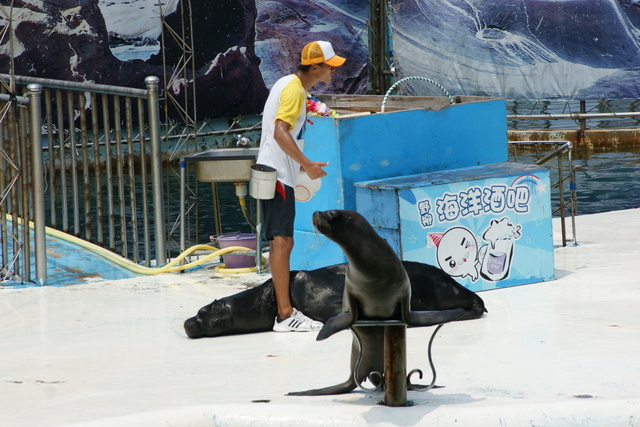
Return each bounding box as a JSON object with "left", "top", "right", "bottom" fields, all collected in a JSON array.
[{"left": 384, "top": 324, "right": 407, "bottom": 406}]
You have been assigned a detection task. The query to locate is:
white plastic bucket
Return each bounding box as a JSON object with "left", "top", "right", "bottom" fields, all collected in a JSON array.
[
  {"left": 216, "top": 233, "right": 256, "bottom": 269},
  {"left": 295, "top": 170, "right": 322, "bottom": 202},
  {"left": 249, "top": 164, "right": 277, "bottom": 200}
]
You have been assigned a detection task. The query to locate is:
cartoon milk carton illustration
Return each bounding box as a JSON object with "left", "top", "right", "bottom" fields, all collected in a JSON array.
[{"left": 479, "top": 217, "right": 522, "bottom": 281}]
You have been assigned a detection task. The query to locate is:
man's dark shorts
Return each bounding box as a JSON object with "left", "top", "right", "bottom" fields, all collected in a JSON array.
[{"left": 260, "top": 182, "right": 295, "bottom": 240}]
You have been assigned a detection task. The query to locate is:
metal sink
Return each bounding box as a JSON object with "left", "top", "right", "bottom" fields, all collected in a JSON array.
[{"left": 182, "top": 147, "right": 259, "bottom": 182}]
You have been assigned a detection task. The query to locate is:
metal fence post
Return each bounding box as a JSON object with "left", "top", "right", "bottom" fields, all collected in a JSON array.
[
  {"left": 27, "top": 84, "right": 47, "bottom": 285},
  {"left": 145, "top": 76, "right": 167, "bottom": 265}
]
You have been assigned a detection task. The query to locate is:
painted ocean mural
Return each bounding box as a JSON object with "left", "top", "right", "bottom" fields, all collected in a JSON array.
[
  {"left": 0, "top": 0, "right": 369, "bottom": 119},
  {"left": 389, "top": 0, "right": 640, "bottom": 99},
  {"left": 1, "top": 0, "right": 639, "bottom": 121}
]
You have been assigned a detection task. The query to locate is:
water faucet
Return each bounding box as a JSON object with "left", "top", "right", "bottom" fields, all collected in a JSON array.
[{"left": 235, "top": 135, "right": 250, "bottom": 147}]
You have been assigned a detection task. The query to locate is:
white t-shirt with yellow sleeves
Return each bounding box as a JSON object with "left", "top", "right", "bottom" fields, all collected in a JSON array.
[{"left": 257, "top": 74, "right": 308, "bottom": 189}]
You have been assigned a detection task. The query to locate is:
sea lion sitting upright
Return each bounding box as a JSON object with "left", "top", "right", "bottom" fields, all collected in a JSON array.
[
  {"left": 289, "top": 210, "right": 466, "bottom": 396},
  {"left": 314, "top": 209, "right": 465, "bottom": 341}
]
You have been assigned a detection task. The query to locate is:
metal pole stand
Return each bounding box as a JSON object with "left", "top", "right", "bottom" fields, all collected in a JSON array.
[
  {"left": 384, "top": 323, "right": 407, "bottom": 406},
  {"left": 351, "top": 320, "right": 443, "bottom": 407},
  {"left": 249, "top": 164, "right": 277, "bottom": 275},
  {"left": 255, "top": 201, "right": 263, "bottom": 274}
]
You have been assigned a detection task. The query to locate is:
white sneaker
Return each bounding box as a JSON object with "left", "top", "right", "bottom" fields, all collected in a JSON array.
[{"left": 273, "top": 308, "right": 323, "bottom": 332}]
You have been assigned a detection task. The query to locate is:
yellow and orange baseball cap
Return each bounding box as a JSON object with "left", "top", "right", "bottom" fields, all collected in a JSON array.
[{"left": 301, "top": 41, "right": 346, "bottom": 67}]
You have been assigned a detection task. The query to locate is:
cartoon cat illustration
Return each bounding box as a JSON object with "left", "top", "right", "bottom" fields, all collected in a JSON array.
[{"left": 429, "top": 227, "right": 480, "bottom": 281}]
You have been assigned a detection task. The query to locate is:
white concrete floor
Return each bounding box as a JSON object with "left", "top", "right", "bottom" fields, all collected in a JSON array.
[{"left": 1, "top": 209, "right": 639, "bottom": 427}]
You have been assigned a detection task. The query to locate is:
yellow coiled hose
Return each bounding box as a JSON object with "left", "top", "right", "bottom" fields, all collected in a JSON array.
[{"left": 6, "top": 214, "right": 267, "bottom": 275}]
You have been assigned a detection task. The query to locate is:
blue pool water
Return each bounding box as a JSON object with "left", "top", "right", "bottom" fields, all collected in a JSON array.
[
  {"left": 509, "top": 147, "right": 640, "bottom": 216},
  {"left": 572, "top": 150, "right": 640, "bottom": 214}
]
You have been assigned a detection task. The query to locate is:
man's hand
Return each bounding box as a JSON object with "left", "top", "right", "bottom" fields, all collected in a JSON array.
[{"left": 303, "top": 161, "right": 329, "bottom": 180}]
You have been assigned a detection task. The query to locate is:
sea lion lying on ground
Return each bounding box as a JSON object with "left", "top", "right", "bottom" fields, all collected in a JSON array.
[{"left": 184, "top": 260, "right": 486, "bottom": 339}]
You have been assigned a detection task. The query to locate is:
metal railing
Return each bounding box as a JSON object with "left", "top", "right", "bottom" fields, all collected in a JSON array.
[
  {"left": 0, "top": 86, "right": 46, "bottom": 284},
  {"left": 509, "top": 140, "right": 577, "bottom": 246},
  {"left": 1, "top": 74, "right": 166, "bottom": 286},
  {"left": 507, "top": 99, "right": 640, "bottom": 130}
]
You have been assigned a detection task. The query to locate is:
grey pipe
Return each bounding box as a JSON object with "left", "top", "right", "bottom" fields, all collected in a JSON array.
[
  {"left": 508, "top": 111, "right": 640, "bottom": 121},
  {"left": 0, "top": 93, "right": 29, "bottom": 105},
  {"left": 27, "top": 84, "right": 47, "bottom": 285},
  {"left": 146, "top": 76, "right": 167, "bottom": 265},
  {"left": 534, "top": 141, "right": 573, "bottom": 166},
  {"left": 180, "top": 159, "right": 186, "bottom": 262},
  {"left": 1, "top": 73, "right": 147, "bottom": 98}
]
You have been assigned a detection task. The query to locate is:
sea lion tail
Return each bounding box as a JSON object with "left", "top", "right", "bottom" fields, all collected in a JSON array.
[
  {"left": 316, "top": 312, "right": 354, "bottom": 341},
  {"left": 405, "top": 308, "right": 466, "bottom": 327}
]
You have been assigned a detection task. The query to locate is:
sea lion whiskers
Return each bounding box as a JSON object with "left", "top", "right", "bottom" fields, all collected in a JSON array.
[{"left": 312, "top": 210, "right": 337, "bottom": 238}]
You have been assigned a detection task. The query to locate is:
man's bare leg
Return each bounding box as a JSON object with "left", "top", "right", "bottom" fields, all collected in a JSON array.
[{"left": 270, "top": 235, "right": 294, "bottom": 319}]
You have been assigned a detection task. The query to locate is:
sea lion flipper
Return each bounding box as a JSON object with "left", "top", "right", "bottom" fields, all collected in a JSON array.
[
  {"left": 316, "top": 312, "right": 354, "bottom": 341},
  {"left": 405, "top": 308, "right": 466, "bottom": 327},
  {"left": 287, "top": 378, "right": 357, "bottom": 396}
]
